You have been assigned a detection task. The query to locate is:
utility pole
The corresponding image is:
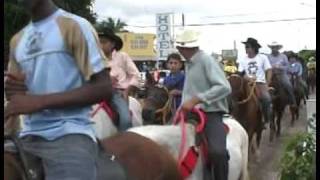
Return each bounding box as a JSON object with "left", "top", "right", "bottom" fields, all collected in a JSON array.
[{"left": 182, "top": 13, "right": 185, "bottom": 27}]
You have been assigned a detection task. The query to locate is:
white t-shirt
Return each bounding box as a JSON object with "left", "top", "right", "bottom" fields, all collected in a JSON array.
[{"left": 237, "top": 54, "right": 272, "bottom": 83}]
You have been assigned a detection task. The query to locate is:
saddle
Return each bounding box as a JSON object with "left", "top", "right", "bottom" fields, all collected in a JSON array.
[
  {"left": 92, "top": 101, "right": 120, "bottom": 127},
  {"left": 174, "top": 109, "right": 230, "bottom": 179},
  {"left": 4, "top": 135, "right": 128, "bottom": 180}
]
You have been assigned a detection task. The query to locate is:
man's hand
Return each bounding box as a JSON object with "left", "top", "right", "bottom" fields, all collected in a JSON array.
[
  {"left": 4, "top": 94, "right": 44, "bottom": 119},
  {"left": 4, "top": 72, "right": 27, "bottom": 100},
  {"left": 181, "top": 96, "right": 201, "bottom": 112}
]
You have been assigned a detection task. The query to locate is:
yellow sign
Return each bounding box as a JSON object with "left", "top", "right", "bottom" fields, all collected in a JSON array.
[{"left": 117, "top": 32, "right": 156, "bottom": 58}]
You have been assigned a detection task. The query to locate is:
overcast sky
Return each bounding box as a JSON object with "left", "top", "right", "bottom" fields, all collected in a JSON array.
[{"left": 93, "top": 0, "right": 316, "bottom": 57}]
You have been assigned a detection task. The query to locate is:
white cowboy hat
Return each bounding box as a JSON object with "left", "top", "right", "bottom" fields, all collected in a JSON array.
[
  {"left": 268, "top": 41, "right": 283, "bottom": 49},
  {"left": 175, "top": 29, "right": 201, "bottom": 48}
]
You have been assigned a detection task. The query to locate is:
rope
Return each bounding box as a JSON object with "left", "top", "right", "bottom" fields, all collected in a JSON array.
[
  {"left": 227, "top": 74, "right": 257, "bottom": 104},
  {"left": 154, "top": 86, "right": 172, "bottom": 124},
  {"left": 237, "top": 81, "right": 257, "bottom": 104}
]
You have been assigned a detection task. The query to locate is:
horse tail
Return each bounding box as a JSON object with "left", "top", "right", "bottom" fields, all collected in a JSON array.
[{"left": 239, "top": 120, "right": 250, "bottom": 180}]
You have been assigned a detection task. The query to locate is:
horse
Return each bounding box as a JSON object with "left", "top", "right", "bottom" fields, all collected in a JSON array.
[
  {"left": 307, "top": 68, "right": 316, "bottom": 94},
  {"left": 269, "top": 70, "right": 297, "bottom": 139},
  {"left": 136, "top": 83, "right": 249, "bottom": 180},
  {"left": 141, "top": 85, "right": 174, "bottom": 125},
  {"left": 90, "top": 83, "right": 249, "bottom": 180},
  {"left": 4, "top": 100, "right": 180, "bottom": 180},
  {"left": 289, "top": 73, "right": 305, "bottom": 120},
  {"left": 90, "top": 101, "right": 249, "bottom": 180},
  {"left": 129, "top": 112, "right": 249, "bottom": 180},
  {"left": 227, "top": 74, "right": 264, "bottom": 159}
]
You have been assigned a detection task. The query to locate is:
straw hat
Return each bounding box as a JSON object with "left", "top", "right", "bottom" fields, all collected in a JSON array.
[
  {"left": 175, "top": 29, "right": 201, "bottom": 48},
  {"left": 268, "top": 41, "right": 283, "bottom": 49}
]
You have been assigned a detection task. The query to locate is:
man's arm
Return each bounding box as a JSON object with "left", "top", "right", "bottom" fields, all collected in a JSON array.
[
  {"left": 5, "top": 69, "right": 112, "bottom": 119},
  {"left": 266, "top": 69, "right": 272, "bottom": 86},
  {"left": 42, "top": 69, "right": 112, "bottom": 109}
]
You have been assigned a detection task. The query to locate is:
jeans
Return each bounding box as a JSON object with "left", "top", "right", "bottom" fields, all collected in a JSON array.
[
  {"left": 21, "top": 134, "right": 98, "bottom": 180},
  {"left": 204, "top": 112, "right": 229, "bottom": 180},
  {"left": 278, "top": 73, "right": 297, "bottom": 105},
  {"left": 111, "top": 90, "right": 132, "bottom": 131},
  {"left": 256, "top": 83, "right": 273, "bottom": 123}
]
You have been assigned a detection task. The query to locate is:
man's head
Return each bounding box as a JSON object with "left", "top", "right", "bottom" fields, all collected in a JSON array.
[
  {"left": 175, "top": 29, "right": 200, "bottom": 60},
  {"left": 268, "top": 41, "right": 283, "bottom": 55},
  {"left": 242, "top": 38, "right": 261, "bottom": 57},
  {"left": 166, "top": 53, "right": 183, "bottom": 73},
  {"left": 98, "top": 28, "right": 123, "bottom": 55}
]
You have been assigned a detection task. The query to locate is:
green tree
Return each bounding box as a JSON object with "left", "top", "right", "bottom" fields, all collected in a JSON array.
[
  {"left": 53, "top": 0, "right": 97, "bottom": 23},
  {"left": 95, "top": 18, "right": 127, "bottom": 33},
  {"left": 297, "top": 49, "right": 316, "bottom": 63}
]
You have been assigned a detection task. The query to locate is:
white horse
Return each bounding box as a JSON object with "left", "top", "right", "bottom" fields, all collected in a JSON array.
[
  {"left": 91, "top": 96, "right": 143, "bottom": 139},
  {"left": 92, "top": 106, "right": 249, "bottom": 180}
]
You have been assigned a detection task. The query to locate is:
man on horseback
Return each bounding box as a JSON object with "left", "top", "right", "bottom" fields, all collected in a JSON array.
[
  {"left": 4, "top": 0, "right": 112, "bottom": 179},
  {"left": 237, "top": 38, "right": 273, "bottom": 130},
  {"left": 176, "top": 29, "right": 231, "bottom": 180},
  {"left": 98, "top": 28, "right": 140, "bottom": 131},
  {"left": 163, "top": 53, "right": 185, "bottom": 110},
  {"left": 267, "top": 41, "right": 298, "bottom": 109},
  {"left": 287, "top": 53, "right": 309, "bottom": 99}
]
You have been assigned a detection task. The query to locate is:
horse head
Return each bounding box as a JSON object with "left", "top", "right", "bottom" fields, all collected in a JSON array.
[
  {"left": 142, "top": 85, "right": 170, "bottom": 125},
  {"left": 227, "top": 74, "right": 251, "bottom": 104}
]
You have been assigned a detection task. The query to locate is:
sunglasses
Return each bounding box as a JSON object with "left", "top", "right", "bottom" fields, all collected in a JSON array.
[{"left": 245, "top": 46, "right": 251, "bottom": 48}]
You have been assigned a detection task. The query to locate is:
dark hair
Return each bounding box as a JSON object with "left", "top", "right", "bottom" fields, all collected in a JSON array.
[
  {"left": 167, "top": 53, "right": 182, "bottom": 62},
  {"left": 253, "top": 46, "right": 259, "bottom": 54}
]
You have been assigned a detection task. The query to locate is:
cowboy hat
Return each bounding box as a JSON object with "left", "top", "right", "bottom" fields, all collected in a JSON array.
[
  {"left": 98, "top": 28, "right": 123, "bottom": 51},
  {"left": 242, "top": 37, "right": 261, "bottom": 48},
  {"left": 175, "top": 29, "right": 201, "bottom": 48},
  {"left": 268, "top": 41, "right": 283, "bottom": 49}
]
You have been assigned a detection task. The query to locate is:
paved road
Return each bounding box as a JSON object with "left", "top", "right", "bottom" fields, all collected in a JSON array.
[{"left": 249, "top": 92, "right": 315, "bottom": 180}]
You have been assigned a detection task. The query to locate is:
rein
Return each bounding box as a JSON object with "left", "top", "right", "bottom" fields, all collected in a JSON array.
[{"left": 173, "top": 108, "right": 207, "bottom": 179}]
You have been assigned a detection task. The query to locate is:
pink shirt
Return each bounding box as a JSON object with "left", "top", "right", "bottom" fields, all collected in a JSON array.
[{"left": 109, "top": 51, "right": 140, "bottom": 89}]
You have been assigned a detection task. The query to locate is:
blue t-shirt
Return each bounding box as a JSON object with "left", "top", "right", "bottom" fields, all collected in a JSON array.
[
  {"left": 163, "top": 71, "right": 185, "bottom": 108},
  {"left": 8, "top": 9, "right": 108, "bottom": 141}
]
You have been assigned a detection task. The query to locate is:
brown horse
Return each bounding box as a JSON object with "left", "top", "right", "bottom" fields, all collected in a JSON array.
[
  {"left": 269, "top": 70, "right": 297, "bottom": 140},
  {"left": 289, "top": 73, "right": 305, "bottom": 120},
  {"left": 4, "top": 133, "right": 181, "bottom": 180},
  {"left": 307, "top": 68, "right": 316, "bottom": 94},
  {"left": 141, "top": 85, "right": 173, "bottom": 125},
  {"left": 227, "top": 74, "right": 264, "bottom": 156}
]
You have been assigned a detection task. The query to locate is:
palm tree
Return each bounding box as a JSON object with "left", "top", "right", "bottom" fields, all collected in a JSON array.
[{"left": 95, "top": 18, "right": 127, "bottom": 33}]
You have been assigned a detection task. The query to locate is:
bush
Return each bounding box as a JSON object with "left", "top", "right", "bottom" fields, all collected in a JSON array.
[{"left": 279, "top": 132, "right": 316, "bottom": 180}]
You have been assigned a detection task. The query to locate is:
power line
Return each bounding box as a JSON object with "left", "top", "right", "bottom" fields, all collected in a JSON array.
[{"left": 125, "top": 17, "right": 316, "bottom": 28}]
